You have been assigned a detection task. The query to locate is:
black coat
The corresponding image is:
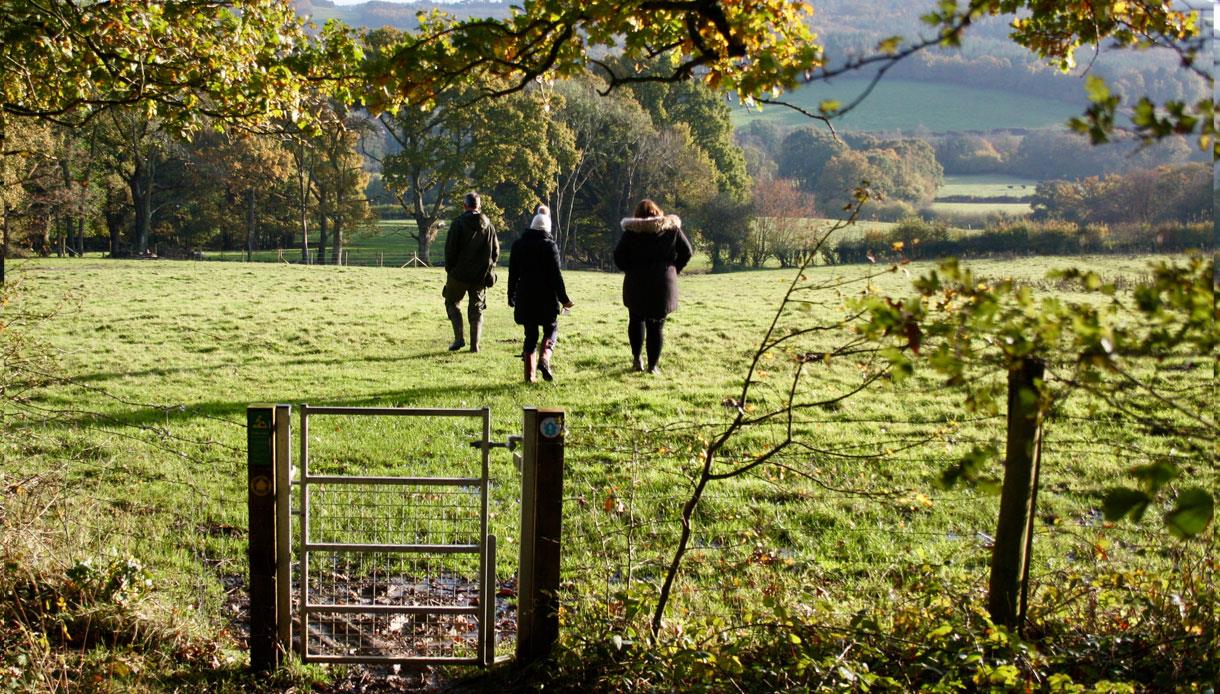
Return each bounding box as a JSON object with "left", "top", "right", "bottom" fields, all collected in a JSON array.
[
  {"left": 444, "top": 210, "right": 499, "bottom": 285},
  {"left": 613, "top": 215, "right": 693, "bottom": 319},
  {"left": 507, "top": 227, "right": 570, "bottom": 325}
]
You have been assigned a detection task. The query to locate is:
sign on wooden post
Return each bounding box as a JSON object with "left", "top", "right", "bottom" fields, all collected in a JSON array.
[
  {"left": 517, "top": 407, "right": 565, "bottom": 663},
  {"left": 247, "top": 405, "right": 278, "bottom": 670},
  {"left": 987, "top": 358, "right": 1046, "bottom": 630}
]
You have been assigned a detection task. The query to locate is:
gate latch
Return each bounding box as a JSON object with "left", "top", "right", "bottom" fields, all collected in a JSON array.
[{"left": 470, "top": 435, "right": 522, "bottom": 451}]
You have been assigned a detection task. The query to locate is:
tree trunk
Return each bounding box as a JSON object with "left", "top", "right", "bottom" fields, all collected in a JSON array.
[
  {"left": 246, "top": 187, "right": 256, "bottom": 262},
  {"left": 0, "top": 120, "right": 5, "bottom": 283},
  {"left": 412, "top": 214, "right": 437, "bottom": 265},
  {"left": 418, "top": 234, "right": 431, "bottom": 265},
  {"left": 129, "top": 154, "right": 155, "bottom": 255},
  {"left": 298, "top": 167, "right": 311, "bottom": 263},
  {"left": 1, "top": 201, "right": 8, "bottom": 284},
  {"left": 105, "top": 206, "right": 122, "bottom": 257},
  {"left": 988, "top": 358, "right": 1046, "bottom": 631},
  {"left": 331, "top": 215, "right": 342, "bottom": 265},
  {"left": 316, "top": 206, "right": 329, "bottom": 265},
  {"left": 37, "top": 214, "right": 51, "bottom": 256}
]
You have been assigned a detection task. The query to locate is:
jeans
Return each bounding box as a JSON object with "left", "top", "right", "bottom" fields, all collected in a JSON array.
[{"left": 522, "top": 322, "right": 558, "bottom": 356}]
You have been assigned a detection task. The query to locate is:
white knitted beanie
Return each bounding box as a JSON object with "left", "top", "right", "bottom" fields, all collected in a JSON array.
[{"left": 530, "top": 205, "right": 552, "bottom": 233}]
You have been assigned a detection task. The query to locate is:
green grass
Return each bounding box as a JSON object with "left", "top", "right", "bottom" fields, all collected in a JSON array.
[
  {"left": 731, "top": 78, "right": 1084, "bottom": 132},
  {"left": 4, "top": 253, "right": 1211, "bottom": 687}
]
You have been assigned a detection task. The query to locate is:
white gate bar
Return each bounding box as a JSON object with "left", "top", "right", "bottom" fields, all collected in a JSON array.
[
  {"left": 306, "top": 655, "right": 483, "bottom": 666},
  {"left": 306, "top": 604, "right": 480, "bottom": 616},
  {"left": 302, "top": 405, "right": 486, "bottom": 417},
  {"left": 303, "top": 542, "right": 480, "bottom": 554},
  {"left": 303, "top": 475, "right": 481, "bottom": 486}
]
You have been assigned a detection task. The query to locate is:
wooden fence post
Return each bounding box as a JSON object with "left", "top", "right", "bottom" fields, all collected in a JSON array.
[
  {"left": 987, "top": 358, "right": 1046, "bottom": 630},
  {"left": 517, "top": 407, "right": 566, "bottom": 663},
  {"left": 273, "top": 405, "right": 292, "bottom": 654},
  {"left": 247, "top": 405, "right": 279, "bottom": 670}
]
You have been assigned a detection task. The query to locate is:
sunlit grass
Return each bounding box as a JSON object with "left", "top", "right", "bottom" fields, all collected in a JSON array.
[{"left": 6, "top": 252, "right": 1211, "bottom": 683}]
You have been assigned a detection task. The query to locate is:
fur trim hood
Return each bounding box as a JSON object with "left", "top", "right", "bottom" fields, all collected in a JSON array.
[{"left": 620, "top": 214, "right": 682, "bottom": 234}]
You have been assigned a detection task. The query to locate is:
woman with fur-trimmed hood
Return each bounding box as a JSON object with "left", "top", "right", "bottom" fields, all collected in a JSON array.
[{"left": 613, "top": 199, "right": 693, "bottom": 374}]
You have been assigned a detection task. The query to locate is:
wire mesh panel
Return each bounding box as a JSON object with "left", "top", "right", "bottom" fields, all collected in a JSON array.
[{"left": 297, "top": 406, "right": 496, "bottom": 665}]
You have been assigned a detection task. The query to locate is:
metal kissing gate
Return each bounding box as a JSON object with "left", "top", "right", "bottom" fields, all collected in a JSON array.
[{"left": 246, "top": 404, "right": 565, "bottom": 671}]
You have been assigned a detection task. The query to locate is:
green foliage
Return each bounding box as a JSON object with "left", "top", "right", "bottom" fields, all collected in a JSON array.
[
  {"left": 545, "top": 557, "right": 1216, "bottom": 691},
  {"left": 622, "top": 70, "right": 752, "bottom": 203},
  {"left": 1071, "top": 84, "right": 1216, "bottom": 160},
  {"left": 0, "top": 0, "right": 362, "bottom": 131},
  {"left": 1164, "top": 488, "right": 1215, "bottom": 540},
  {"left": 857, "top": 254, "right": 1216, "bottom": 537}
]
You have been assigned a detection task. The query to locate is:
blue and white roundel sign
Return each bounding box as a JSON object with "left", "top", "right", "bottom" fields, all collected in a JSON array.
[{"left": 540, "top": 416, "right": 563, "bottom": 439}]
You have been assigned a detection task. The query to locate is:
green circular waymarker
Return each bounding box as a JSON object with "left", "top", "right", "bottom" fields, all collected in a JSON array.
[{"left": 250, "top": 475, "right": 272, "bottom": 496}]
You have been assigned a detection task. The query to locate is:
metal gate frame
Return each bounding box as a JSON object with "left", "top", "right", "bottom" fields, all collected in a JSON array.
[{"left": 295, "top": 405, "right": 497, "bottom": 666}]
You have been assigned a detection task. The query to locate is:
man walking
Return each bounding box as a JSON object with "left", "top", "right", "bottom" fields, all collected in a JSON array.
[{"left": 443, "top": 192, "right": 499, "bottom": 352}]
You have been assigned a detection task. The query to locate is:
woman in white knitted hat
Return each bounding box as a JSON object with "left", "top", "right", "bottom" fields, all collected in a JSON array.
[{"left": 507, "top": 204, "right": 574, "bottom": 383}]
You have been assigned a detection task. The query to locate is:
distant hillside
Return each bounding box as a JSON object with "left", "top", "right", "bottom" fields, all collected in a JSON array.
[
  {"left": 303, "top": 0, "right": 1206, "bottom": 124},
  {"left": 293, "top": 0, "right": 509, "bottom": 30},
  {"left": 731, "top": 78, "right": 1083, "bottom": 133}
]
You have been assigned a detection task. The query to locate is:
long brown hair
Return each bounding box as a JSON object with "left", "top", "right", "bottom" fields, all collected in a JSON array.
[{"left": 634, "top": 199, "right": 663, "bottom": 218}]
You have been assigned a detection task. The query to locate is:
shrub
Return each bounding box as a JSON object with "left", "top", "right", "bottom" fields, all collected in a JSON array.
[{"left": 832, "top": 218, "right": 1208, "bottom": 264}]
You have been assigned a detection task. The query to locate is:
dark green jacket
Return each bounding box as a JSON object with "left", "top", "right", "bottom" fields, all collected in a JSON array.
[{"left": 444, "top": 210, "right": 500, "bottom": 285}]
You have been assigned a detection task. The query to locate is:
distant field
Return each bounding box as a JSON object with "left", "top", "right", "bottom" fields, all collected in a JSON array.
[
  {"left": 730, "top": 78, "right": 1084, "bottom": 132},
  {"left": 937, "top": 174, "right": 1038, "bottom": 199},
  {"left": 930, "top": 201, "right": 1034, "bottom": 216},
  {"left": 206, "top": 219, "right": 435, "bottom": 265}
]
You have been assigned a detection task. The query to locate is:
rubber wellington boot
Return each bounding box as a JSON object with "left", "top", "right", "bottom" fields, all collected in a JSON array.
[
  {"left": 469, "top": 319, "right": 483, "bottom": 353},
  {"left": 448, "top": 315, "right": 465, "bottom": 351},
  {"left": 539, "top": 339, "right": 558, "bottom": 380},
  {"left": 523, "top": 352, "right": 538, "bottom": 383}
]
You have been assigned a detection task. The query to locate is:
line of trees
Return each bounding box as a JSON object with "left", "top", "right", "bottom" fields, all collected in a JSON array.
[
  {"left": 932, "top": 129, "right": 1205, "bottom": 180},
  {"left": 1, "top": 101, "right": 371, "bottom": 263},
  {"left": 1, "top": 1, "right": 1211, "bottom": 272},
  {"left": 2, "top": 56, "right": 754, "bottom": 270}
]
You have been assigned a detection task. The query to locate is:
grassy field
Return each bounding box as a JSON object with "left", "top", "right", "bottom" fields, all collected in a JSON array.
[
  {"left": 923, "top": 174, "right": 1038, "bottom": 221},
  {"left": 937, "top": 174, "right": 1039, "bottom": 199},
  {"left": 730, "top": 78, "right": 1084, "bottom": 132},
  {"left": 3, "top": 253, "right": 1212, "bottom": 689},
  {"left": 206, "top": 219, "right": 432, "bottom": 265},
  {"left": 929, "top": 200, "right": 1034, "bottom": 216}
]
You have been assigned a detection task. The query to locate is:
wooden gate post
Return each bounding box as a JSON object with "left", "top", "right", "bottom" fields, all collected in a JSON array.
[
  {"left": 247, "top": 405, "right": 278, "bottom": 670},
  {"left": 273, "top": 405, "right": 292, "bottom": 654},
  {"left": 517, "top": 407, "right": 566, "bottom": 662},
  {"left": 987, "top": 358, "right": 1046, "bottom": 630}
]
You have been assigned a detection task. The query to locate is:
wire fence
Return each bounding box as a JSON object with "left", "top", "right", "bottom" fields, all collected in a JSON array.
[
  {"left": 2, "top": 352, "right": 1212, "bottom": 676},
  {"left": 551, "top": 401, "right": 1212, "bottom": 642},
  {"left": 203, "top": 249, "right": 435, "bottom": 268}
]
